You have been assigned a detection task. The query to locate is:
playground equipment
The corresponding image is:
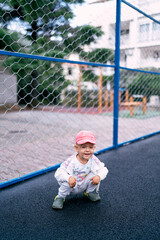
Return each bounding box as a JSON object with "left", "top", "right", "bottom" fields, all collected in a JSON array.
[
  {"left": 106, "top": 89, "right": 147, "bottom": 117},
  {"left": 102, "top": 81, "right": 147, "bottom": 116},
  {"left": 120, "top": 94, "right": 147, "bottom": 117},
  {"left": 78, "top": 65, "right": 103, "bottom": 112},
  {"left": 77, "top": 66, "right": 147, "bottom": 116}
]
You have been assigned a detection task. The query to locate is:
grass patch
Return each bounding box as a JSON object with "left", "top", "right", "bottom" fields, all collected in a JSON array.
[{"left": 103, "top": 109, "right": 160, "bottom": 119}]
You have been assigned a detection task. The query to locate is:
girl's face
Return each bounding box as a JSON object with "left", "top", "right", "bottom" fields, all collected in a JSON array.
[{"left": 75, "top": 142, "right": 96, "bottom": 163}]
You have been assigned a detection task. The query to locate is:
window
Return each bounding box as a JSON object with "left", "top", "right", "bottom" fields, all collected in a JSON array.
[
  {"left": 121, "top": 29, "right": 129, "bottom": 36},
  {"left": 68, "top": 67, "right": 72, "bottom": 75},
  {"left": 139, "top": 23, "right": 149, "bottom": 42},
  {"left": 152, "top": 22, "right": 160, "bottom": 40},
  {"left": 120, "top": 29, "right": 129, "bottom": 45}
]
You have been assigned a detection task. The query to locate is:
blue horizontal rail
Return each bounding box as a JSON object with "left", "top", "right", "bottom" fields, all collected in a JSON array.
[
  {"left": 1, "top": 50, "right": 159, "bottom": 76},
  {"left": 0, "top": 163, "right": 61, "bottom": 189},
  {"left": 1, "top": 131, "right": 160, "bottom": 189},
  {"left": 0, "top": 50, "right": 115, "bottom": 68},
  {"left": 120, "top": 66, "right": 160, "bottom": 76},
  {"left": 118, "top": 131, "right": 160, "bottom": 148},
  {"left": 0, "top": 145, "right": 114, "bottom": 189}
]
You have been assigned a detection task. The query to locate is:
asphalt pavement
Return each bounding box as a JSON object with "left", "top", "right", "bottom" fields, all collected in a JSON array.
[{"left": 0, "top": 134, "right": 160, "bottom": 240}]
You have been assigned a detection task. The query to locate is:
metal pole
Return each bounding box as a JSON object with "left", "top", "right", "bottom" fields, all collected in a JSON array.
[
  {"left": 98, "top": 67, "right": 103, "bottom": 113},
  {"left": 113, "top": 0, "right": 121, "bottom": 148},
  {"left": 78, "top": 65, "right": 82, "bottom": 111}
]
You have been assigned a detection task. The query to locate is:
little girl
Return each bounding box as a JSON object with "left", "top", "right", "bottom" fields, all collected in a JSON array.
[{"left": 52, "top": 130, "right": 108, "bottom": 209}]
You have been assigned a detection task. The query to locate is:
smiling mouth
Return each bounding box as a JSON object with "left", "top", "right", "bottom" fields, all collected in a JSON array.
[{"left": 84, "top": 153, "right": 90, "bottom": 156}]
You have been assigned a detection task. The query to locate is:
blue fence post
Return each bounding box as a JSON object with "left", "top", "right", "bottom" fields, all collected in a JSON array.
[{"left": 113, "top": 0, "right": 121, "bottom": 149}]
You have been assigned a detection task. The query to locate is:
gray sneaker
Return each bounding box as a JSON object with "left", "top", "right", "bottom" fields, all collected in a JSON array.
[
  {"left": 84, "top": 190, "right": 101, "bottom": 202},
  {"left": 52, "top": 196, "right": 65, "bottom": 209}
]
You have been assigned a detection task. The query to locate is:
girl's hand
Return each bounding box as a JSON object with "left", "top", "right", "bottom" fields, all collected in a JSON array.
[
  {"left": 90, "top": 175, "right": 100, "bottom": 185},
  {"left": 69, "top": 176, "right": 76, "bottom": 188}
]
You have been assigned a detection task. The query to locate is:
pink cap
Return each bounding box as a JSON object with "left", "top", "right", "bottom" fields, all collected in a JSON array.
[{"left": 75, "top": 131, "right": 96, "bottom": 145}]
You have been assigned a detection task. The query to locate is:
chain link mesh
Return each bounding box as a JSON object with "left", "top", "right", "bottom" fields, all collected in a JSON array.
[
  {"left": 0, "top": 0, "right": 160, "bottom": 183},
  {"left": 118, "top": 0, "right": 160, "bottom": 143}
]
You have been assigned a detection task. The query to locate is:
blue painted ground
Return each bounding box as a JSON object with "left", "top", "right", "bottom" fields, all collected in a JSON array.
[{"left": 0, "top": 134, "right": 160, "bottom": 240}]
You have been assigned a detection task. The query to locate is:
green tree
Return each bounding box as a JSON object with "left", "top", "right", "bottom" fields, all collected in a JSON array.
[
  {"left": 0, "top": 28, "right": 21, "bottom": 51},
  {"left": 0, "top": 0, "right": 104, "bottom": 106},
  {"left": 80, "top": 48, "right": 114, "bottom": 64},
  {"left": 80, "top": 48, "right": 114, "bottom": 85},
  {"left": 128, "top": 71, "right": 160, "bottom": 101}
]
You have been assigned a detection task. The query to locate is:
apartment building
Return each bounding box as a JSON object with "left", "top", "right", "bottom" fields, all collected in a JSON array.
[
  {"left": 89, "top": 0, "right": 160, "bottom": 69},
  {"left": 121, "top": 0, "right": 160, "bottom": 68}
]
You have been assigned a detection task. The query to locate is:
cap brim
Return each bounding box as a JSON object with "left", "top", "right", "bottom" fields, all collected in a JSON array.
[{"left": 76, "top": 139, "right": 96, "bottom": 144}]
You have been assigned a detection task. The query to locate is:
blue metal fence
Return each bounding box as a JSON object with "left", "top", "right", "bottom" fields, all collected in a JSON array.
[{"left": 0, "top": 0, "right": 160, "bottom": 188}]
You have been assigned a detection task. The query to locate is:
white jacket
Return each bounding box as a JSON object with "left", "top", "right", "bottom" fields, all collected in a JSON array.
[{"left": 55, "top": 154, "right": 108, "bottom": 184}]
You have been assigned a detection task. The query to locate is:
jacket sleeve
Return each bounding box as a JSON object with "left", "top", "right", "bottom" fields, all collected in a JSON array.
[
  {"left": 93, "top": 156, "right": 109, "bottom": 180},
  {"left": 54, "top": 157, "right": 74, "bottom": 183},
  {"left": 97, "top": 162, "right": 108, "bottom": 180}
]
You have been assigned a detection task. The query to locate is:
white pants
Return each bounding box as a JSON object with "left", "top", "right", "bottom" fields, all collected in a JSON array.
[{"left": 58, "top": 172, "right": 100, "bottom": 199}]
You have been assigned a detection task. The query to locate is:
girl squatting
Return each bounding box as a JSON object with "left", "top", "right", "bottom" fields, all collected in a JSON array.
[{"left": 52, "top": 130, "right": 108, "bottom": 210}]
